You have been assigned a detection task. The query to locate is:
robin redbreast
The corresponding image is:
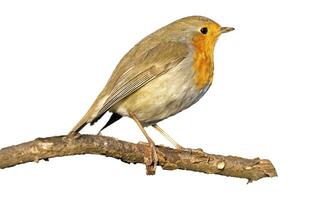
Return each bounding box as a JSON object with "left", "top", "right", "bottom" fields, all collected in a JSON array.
[{"left": 68, "top": 16, "right": 234, "bottom": 173}]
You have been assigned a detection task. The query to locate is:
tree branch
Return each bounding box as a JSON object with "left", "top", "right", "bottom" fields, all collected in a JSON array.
[{"left": 0, "top": 134, "right": 277, "bottom": 182}]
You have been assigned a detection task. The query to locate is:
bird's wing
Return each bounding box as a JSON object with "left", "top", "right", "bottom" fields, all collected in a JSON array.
[{"left": 90, "top": 41, "right": 188, "bottom": 124}]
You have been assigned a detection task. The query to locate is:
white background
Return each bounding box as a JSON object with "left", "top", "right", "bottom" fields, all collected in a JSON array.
[{"left": 0, "top": 0, "right": 308, "bottom": 199}]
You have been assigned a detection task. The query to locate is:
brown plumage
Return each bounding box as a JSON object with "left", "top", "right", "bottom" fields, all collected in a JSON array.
[{"left": 68, "top": 16, "right": 233, "bottom": 173}]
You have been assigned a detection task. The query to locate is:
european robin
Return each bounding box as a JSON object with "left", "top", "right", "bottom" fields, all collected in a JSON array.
[{"left": 69, "top": 16, "right": 234, "bottom": 173}]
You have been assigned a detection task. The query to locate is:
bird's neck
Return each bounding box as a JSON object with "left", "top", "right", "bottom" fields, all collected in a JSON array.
[{"left": 192, "top": 35, "right": 216, "bottom": 90}]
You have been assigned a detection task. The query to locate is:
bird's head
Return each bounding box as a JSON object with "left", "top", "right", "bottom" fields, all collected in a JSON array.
[
  {"left": 154, "top": 16, "right": 234, "bottom": 89},
  {"left": 157, "top": 16, "right": 234, "bottom": 49}
]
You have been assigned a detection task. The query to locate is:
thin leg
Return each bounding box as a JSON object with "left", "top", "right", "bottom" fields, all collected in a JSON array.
[
  {"left": 130, "top": 112, "right": 158, "bottom": 174},
  {"left": 152, "top": 124, "right": 183, "bottom": 149},
  {"left": 153, "top": 124, "right": 205, "bottom": 154}
]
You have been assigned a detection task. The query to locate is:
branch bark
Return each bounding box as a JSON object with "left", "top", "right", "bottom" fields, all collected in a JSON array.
[{"left": 0, "top": 134, "right": 277, "bottom": 182}]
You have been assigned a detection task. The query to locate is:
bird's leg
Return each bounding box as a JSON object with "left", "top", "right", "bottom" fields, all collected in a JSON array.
[
  {"left": 152, "top": 124, "right": 204, "bottom": 154},
  {"left": 130, "top": 112, "right": 158, "bottom": 175},
  {"left": 152, "top": 124, "right": 183, "bottom": 149}
]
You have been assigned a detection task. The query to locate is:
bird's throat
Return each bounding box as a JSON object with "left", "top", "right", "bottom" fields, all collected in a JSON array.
[{"left": 192, "top": 35, "right": 215, "bottom": 90}]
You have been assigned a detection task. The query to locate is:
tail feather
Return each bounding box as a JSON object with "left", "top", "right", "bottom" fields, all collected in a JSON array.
[
  {"left": 90, "top": 111, "right": 107, "bottom": 125},
  {"left": 69, "top": 114, "right": 90, "bottom": 136},
  {"left": 69, "top": 93, "right": 109, "bottom": 136}
]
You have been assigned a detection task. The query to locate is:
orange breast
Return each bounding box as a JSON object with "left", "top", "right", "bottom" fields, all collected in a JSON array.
[{"left": 192, "top": 34, "right": 215, "bottom": 90}]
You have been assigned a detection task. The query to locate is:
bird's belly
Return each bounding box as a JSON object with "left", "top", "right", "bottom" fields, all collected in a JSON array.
[{"left": 111, "top": 63, "right": 211, "bottom": 126}]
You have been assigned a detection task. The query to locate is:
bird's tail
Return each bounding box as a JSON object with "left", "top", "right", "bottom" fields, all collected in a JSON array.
[
  {"left": 68, "top": 112, "right": 90, "bottom": 136},
  {"left": 68, "top": 94, "right": 109, "bottom": 137}
]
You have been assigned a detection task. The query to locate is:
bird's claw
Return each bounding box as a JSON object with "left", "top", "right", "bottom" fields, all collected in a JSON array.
[
  {"left": 144, "top": 142, "right": 158, "bottom": 175},
  {"left": 178, "top": 147, "right": 205, "bottom": 154}
]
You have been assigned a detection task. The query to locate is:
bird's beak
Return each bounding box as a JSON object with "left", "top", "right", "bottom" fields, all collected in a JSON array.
[{"left": 220, "top": 27, "right": 235, "bottom": 34}]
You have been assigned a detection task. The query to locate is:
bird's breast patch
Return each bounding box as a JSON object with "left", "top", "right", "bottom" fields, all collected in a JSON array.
[{"left": 192, "top": 34, "right": 215, "bottom": 90}]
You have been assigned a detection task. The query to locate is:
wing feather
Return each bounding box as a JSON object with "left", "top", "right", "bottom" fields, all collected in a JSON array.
[{"left": 90, "top": 41, "right": 188, "bottom": 124}]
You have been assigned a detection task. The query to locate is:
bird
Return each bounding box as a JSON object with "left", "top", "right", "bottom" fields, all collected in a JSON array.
[{"left": 68, "top": 16, "right": 234, "bottom": 172}]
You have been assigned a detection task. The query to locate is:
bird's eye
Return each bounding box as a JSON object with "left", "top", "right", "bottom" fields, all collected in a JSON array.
[{"left": 200, "top": 27, "right": 208, "bottom": 34}]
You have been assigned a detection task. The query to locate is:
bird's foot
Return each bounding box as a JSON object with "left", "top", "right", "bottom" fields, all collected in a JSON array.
[
  {"left": 143, "top": 141, "right": 158, "bottom": 175},
  {"left": 177, "top": 146, "right": 205, "bottom": 154}
]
